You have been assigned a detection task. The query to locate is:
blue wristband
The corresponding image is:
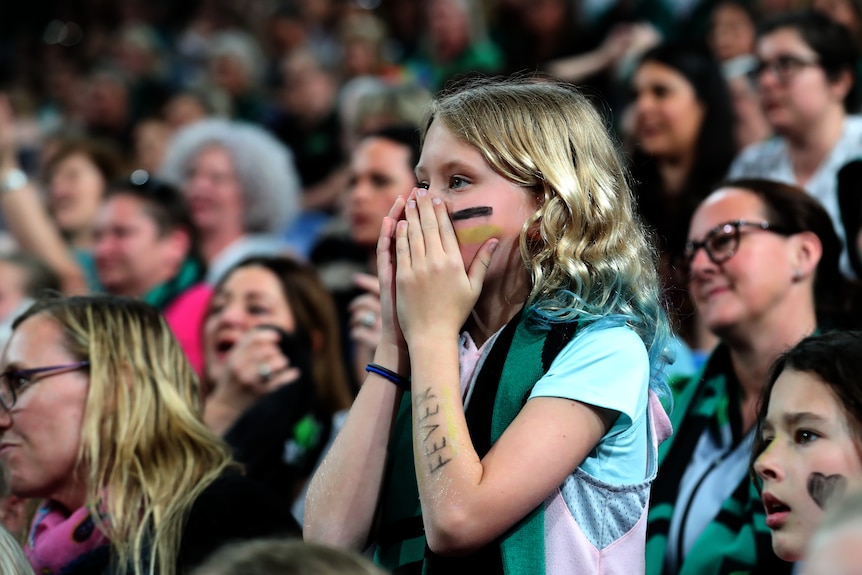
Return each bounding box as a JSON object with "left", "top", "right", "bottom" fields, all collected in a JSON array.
[{"left": 365, "top": 363, "right": 410, "bottom": 391}]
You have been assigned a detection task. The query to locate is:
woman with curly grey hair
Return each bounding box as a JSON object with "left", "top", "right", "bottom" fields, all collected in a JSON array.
[{"left": 159, "top": 118, "right": 302, "bottom": 284}]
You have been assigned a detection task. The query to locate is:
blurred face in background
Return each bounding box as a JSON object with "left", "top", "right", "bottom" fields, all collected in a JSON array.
[
  {"left": 164, "top": 93, "right": 209, "bottom": 132},
  {"left": 633, "top": 61, "right": 705, "bottom": 160},
  {"left": 709, "top": 2, "right": 757, "bottom": 62},
  {"left": 755, "top": 27, "right": 850, "bottom": 136},
  {"left": 427, "top": 0, "right": 471, "bottom": 60},
  {"left": 280, "top": 52, "right": 336, "bottom": 123},
  {"left": 182, "top": 145, "right": 245, "bottom": 237},
  {"left": 94, "top": 194, "right": 186, "bottom": 297},
  {"left": 47, "top": 152, "right": 107, "bottom": 245},
  {"left": 348, "top": 136, "right": 416, "bottom": 249},
  {"left": 0, "top": 262, "right": 28, "bottom": 323},
  {"left": 203, "top": 265, "right": 295, "bottom": 384},
  {"left": 134, "top": 119, "right": 171, "bottom": 174}
]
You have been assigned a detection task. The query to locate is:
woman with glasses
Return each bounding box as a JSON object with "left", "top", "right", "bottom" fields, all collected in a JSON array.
[
  {"left": 645, "top": 178, "right": 855, "bottom": 575},
  {"left": 729, "top": 10, "right": 862, "bottom": 278},
  {"left": 0, "top": 295, "right": 299, "bottom": 575}
]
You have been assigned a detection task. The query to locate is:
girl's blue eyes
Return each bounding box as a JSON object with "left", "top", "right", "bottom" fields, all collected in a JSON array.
[
  {"left": 415, "top": 177, "right": 469, "bottom": 190},
  {"left": 450, "top": 176, "right": 467, "bottom": 189}
]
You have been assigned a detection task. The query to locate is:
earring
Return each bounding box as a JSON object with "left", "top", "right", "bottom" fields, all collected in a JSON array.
[{"left": 793, "top": 269, "right": 803, "bottom": 281}]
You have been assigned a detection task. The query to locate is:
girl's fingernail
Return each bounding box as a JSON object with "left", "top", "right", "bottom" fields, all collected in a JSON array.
[
  {"left": 407, "top": 199, "right": 416, "bottom": 209},
  {"left": 417, "top": 188, "right": 427, "bottom": 198},
  {"left": 432, "top": 196, "right": 442, "bottom": 205}
]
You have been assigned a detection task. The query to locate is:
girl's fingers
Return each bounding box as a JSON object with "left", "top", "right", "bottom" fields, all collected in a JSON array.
[
  {"left": 404, "top": 194, "right": 426, "bottom": 261},
  {"left": 395, "top": 219, "right": 411, "bottom": 269},
  {"left": 377, "top": 196, "right": 406, "bottom": 278},
  {"left": 387, "top": 195, "right": 407, "bottom": 222},
  {"left": 433, "top": 195, "right": 460, "bottom": 254},
  {"left": 415, "top": 188, "right": 445, "bottom": 257}
]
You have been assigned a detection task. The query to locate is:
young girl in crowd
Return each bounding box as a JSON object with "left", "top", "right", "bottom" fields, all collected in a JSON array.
[
  {"left": 304, "top": 77, "right": 673, "bottom": 574},
  {"left": 752, "top": 330, "right": 862, "bottom": 564}
]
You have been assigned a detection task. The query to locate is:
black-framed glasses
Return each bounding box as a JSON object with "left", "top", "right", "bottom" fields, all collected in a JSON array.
[
  {"left": 0, "top": 361, "right": 90, "bottom": 412},
  {"left": 748, "top": 55, "right": 820, "bottom": 84},
  {"left": 682, "top": 220, "right": 791, "bottom": 271}
]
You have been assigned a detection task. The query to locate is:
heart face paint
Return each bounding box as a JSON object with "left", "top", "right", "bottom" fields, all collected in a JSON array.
[
  {"left": 808, "top": 472, "right": 847, "bottom": 510},
  {"left": 450, "top": 206, "right": 498, "bottom": 245}
]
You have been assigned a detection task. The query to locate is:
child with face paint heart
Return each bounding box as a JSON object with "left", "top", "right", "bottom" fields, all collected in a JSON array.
[
  {"left": 305, "top": 76, "right": 674, "bottom": 574},
  {"left": 752, "top": 330, "right": 862, "bottom": 563}
]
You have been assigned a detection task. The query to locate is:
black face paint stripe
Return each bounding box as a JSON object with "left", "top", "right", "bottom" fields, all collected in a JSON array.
[
  {"left": 808, "top": 472, "right": 847, "bottom": 509},
  {"left": 450, "top": 206, "right": 493, "bottom": 221}
]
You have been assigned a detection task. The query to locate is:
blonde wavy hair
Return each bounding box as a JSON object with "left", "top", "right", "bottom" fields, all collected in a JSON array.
[
  {"left": 13, "top": 295, "right": 236, "bottom": 575},
  {"left": 423, "top": 77, "right": 671, "bottom": 391}
]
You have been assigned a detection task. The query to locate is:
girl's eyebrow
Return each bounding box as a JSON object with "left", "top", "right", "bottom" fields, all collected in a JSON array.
[
  {"left": 783, "top": 412, "right": 829, "bottom": 427},
  {"left": 415, "top": 160, "right": 474, "bottom": 180}
]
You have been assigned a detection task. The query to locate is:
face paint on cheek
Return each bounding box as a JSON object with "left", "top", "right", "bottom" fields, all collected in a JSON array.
[
  {"left": 807, "top": 472, "right": 848, "bottom": 509},
  {"left": 450, "top": 206, "right": 493, "bottom": 221},
  {"left": 455, "top": 225, "right": 502, "bottom": 245},
  {"left": 450, "top": 206, "right": 498, "bottom": 245}
]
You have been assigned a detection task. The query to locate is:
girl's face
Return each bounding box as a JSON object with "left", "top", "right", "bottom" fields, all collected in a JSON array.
[
  {"left": 686, "top": 188, "right": 798, "bottom": 336},
  {"left": 632, "top": 61, "right": 706, "bottom": 160},
  {"left": 754, "top": 368, "right": 862, "bottom": 561},
  {"left": 203, "top": 265, "right": 295, "bottom": 383},
  {"left": 415, "top": 120, "right": 538, "bottom": 278},
  {"left": 755, "top": 27, "right": 847, "bottom": 136}
]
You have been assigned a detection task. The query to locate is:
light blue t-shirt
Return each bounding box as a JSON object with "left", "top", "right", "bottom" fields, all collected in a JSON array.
[{"left": 528, "top": 325, "right": 651, "bottom": 485}]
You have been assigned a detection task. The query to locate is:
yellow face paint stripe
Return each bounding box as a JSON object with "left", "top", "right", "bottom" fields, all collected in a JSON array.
[{"left": 455, "top": 225, "right": 501, "bottom": 245}]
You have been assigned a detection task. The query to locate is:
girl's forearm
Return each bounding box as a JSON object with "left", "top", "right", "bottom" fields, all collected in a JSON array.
[{"left": 303, "top": 343, "right": 405, "bottom": 548}]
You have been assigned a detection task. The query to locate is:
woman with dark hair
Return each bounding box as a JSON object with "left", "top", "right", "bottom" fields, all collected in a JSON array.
[
  {"left": 729, "top": 10, "right": 862, "bottom": 278},
  {"left": 630, "top": 40, "right": 737, "bottom": 351},
  {"left": 645, "top": 178, "right": 854, "bottom": 575},
  {"left": 202, "top": 255, "right": 353, "bottom": 519}
]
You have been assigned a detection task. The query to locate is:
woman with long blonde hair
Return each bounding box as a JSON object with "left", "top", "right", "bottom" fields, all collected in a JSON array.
[{"left": 0, "top": 295, "right": 298, "bottom": 575}]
